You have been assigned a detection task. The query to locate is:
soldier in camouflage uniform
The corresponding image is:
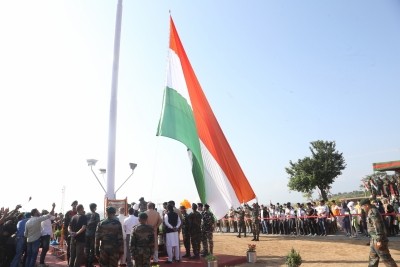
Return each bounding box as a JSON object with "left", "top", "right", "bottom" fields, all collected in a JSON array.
[
  {"left": 85, "top": 203, "right": 100, "bottom": 267},
  {"left": 360, "top": 199, "right": 397, "bottom": 267},
  {"left": 197, "top": 203, "right": 205, "bottom": 255},
  {"left": 130, "top": 212, "right": 154, "bottom": 267},
  {"left": 201, "top": 204, "right": 215, "bottom": 256},
  {"left": 180, "top": 205, "right": 191, "bottom": 258},
  {"left": 250, "top": 202, "right": 260, "bottom": 241},
  {"left": 95, "top": 206, "right": 124, "bottom": 267},
  {"left": 235, "top": 207, "right": 246, "bottom": 238},
  {"left": 244, "top": 204, "right": 253, "bottom": 234},
  {"left": 187, "top": 203, "right": 202, "bottom": 259}
]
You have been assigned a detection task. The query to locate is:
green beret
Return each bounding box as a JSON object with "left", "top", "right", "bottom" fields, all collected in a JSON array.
[
  {"left": 106, "top": 206, "right": 116, "bottom": 214},
  {"left": 138, "top": 212, "right": 148, "bottom": 220},
  {"left": 359, "top": 199, "right": 371, "bottom": 206}
]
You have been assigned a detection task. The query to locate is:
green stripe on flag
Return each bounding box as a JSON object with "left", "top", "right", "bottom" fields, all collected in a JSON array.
[{"left": 156, "top": 86, "right": 206, "bottom": 201}]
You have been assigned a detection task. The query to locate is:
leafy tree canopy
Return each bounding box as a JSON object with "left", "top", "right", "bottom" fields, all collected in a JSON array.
[{"left": 286, "top": 140, "right": 346, "bottom": 201}]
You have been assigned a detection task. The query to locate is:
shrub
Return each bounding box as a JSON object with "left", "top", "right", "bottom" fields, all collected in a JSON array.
[
  {"left": 205, "top": 254, "right": 218, "bottom": 261},
  {"left": 285, "top": 248, "right": 302, "bottom": 267}
]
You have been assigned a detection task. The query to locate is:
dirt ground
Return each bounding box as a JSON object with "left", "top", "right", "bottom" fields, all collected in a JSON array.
[{"left": 212, "top": 233, "right": 400, "bottom": 266}]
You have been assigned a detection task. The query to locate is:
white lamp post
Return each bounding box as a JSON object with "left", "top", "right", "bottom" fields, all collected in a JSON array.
[{"left": 87, "top": 159, "right": 137, "bottom": 198}]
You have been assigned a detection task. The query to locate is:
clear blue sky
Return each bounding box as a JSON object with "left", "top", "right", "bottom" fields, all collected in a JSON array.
[{"left": 1, "top": 0, "right": 399, "bottom": 213}]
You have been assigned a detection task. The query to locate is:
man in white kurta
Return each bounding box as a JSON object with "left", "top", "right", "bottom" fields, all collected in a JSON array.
[{"left": 164, "top": 204, "right": 181, "bottom": 263}]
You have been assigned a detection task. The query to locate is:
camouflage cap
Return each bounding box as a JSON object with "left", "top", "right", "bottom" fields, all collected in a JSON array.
[
  {"left": 138, "top": 212, "right": 148, "bottom": 220},
  {"left": 106, "top": 206, "right": 116, "bottom": 214}
]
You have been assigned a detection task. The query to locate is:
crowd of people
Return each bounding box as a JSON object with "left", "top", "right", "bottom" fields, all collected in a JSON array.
[
  {"left": 0, "top": 203, "right": 60, "bottom": 267},
  {"left": 364, "top": 174, "right": 400, "bottom": 200},
  {"left": 0, "top": 197, "right": 217, "bottom": 267},
  {"left": 1, "top": 195, "right": 399, "bottom": 267},
  {"left": 218, "top": 197, "right": 400, "bottom": 238}
]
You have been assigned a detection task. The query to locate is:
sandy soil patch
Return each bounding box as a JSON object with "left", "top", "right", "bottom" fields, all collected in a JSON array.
[{"left": 212, "top": 233, "right": 400, "bottom": 266}]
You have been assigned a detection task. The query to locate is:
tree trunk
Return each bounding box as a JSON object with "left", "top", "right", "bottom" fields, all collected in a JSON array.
[{"left": 319, "top": 187, "right": 328, "bottom": 201}]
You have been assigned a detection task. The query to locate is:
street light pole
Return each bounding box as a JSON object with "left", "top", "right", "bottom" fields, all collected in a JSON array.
[
  {"left": 115, "top": 163, "right": 137, "bottom": 195},
  {"left": 107, "top": 0, "right": 123, "bottom": 200},
  {"left": 87, "top": 159, "right": 107, "bottom": 194},
  {"left": 87, "top": 160, "right": 137, "bottom": 198}
]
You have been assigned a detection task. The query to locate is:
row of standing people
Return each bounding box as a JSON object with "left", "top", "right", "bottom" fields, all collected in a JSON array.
[
  {"left": 219, "top": 198, "right": 400, "bottom": 237},
  {"left": 88, "top": 199, "right": 217, "bottom": 266},
  {"left": 63, "top": 199, "right": 161, "bottom": 267},
  {"left": 126, "top": 199, "right": 217, "bottom": 265},
  {"left": 222, "top": 201, "right": 334, "bottom": 237},
  {"left": 180, "top": 202, "right": 215, "bottom": 260}
]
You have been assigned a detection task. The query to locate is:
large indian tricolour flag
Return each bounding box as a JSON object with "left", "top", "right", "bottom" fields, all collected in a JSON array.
[{"left": 157, "top": 17, "right": 256, "bottom": 219}]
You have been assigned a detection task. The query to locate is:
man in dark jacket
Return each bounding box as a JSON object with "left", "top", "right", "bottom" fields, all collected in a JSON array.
[{"left": 85, "top": 203, "right": 100, "bottom": 267}]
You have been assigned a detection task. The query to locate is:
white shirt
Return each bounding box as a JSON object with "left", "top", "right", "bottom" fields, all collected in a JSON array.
[
  {"left": 118, "top": 214, "right": 127, "bottom": 238},
  {"left": 298, "top": 208, "right": 305, "bottom": 217},
  {"left": 124, "top": 215, "right": 139, "bottom": 235},
  {"left": 270, "top": 209, "right": 277, "bottom": 218},
  {"left": 289, "top": 209, "right": 295, "bottom": 217},
  {"left": 285, "top": 208, "right": 291, "bottom": 217},
  {"left": 349, "top": 206, "right": 358, "bottom": 215},
  {"left": 316, "top": 205, "right": 328, "bottom": 216},
  {"left": 41, "top": 218, "right": 53, "bottom": 236},
  {"left": 279, "top": 211, "right": 285, "bottom": 219},
  {"left": 25, "top": 214, "right": 54, "bottom": 242}
]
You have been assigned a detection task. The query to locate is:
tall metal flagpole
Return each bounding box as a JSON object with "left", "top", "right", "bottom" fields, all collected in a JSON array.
[{"left": 106, "top": 0, "right": 123, "bottom": 200}]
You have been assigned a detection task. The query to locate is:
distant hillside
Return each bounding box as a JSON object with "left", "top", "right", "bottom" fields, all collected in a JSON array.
[{"left": 330, "top": 190, "right": 367, "bottom": 200}]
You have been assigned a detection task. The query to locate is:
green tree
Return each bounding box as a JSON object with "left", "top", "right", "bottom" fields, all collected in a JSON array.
[
  {"left": 286, "top": 140, "right": 346, "bottom": 201},
  {"left": 302, "top": 190, "right": 313, "bottom": 201}
]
